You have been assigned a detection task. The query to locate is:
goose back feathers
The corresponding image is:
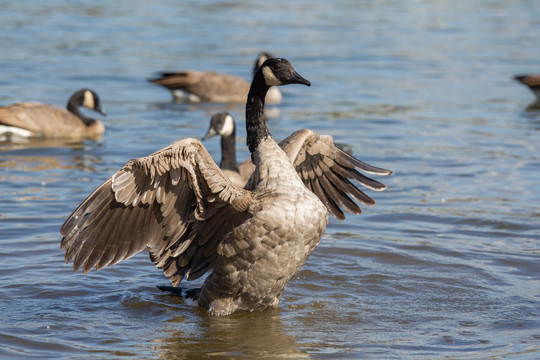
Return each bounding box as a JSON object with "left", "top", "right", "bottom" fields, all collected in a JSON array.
[
  {"left": 149, "top": 52, "right": 282, "bottom": 104},
  {"left": 0, "top": 89, "right": 106, "bottom": 139},
  {"left": 61, "top": 58, "right": 391, "bottom": 316}
]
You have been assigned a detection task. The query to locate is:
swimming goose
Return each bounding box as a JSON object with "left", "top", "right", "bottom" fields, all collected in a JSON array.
[
  {"left": 514, "top": 74, "right": 540, "bottom": 100},
  {"left": 60, "top": 58, "right": 391, "bottom": 316},
  {"left": 0, "top": 89, "right": 106, "bottom": 139},
  {"left": 149, "top": 52, "right": 282, "bottom": 104},
  {"left": 202, "top": 112, "right": 253, "bottom": 188}
]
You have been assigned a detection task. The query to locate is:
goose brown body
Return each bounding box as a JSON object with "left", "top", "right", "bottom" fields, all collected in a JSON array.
[
  {"left": 61, "top": 58, "right": 391, "bottom": 315},
  {"left": 149, "top": 52, "right": 282, "bottom": 104},
  {"left": 0, "top": 89, "right": 105, "bottom": 139}
]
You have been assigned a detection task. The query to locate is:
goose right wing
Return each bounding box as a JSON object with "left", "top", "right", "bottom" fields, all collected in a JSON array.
[{"left": 60, "top": 138, "right": 252, "bottom": 285}]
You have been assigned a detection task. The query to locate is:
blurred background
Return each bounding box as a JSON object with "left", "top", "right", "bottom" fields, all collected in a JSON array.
[{"left": 0, "top": 1, "right": 539, "bottom": 359}]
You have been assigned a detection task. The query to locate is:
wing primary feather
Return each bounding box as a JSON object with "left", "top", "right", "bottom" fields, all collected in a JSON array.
[
  {"left": 317, "top": 172, "right": 362, "bottom": 214},
  {"left": 332, "top": 165, "right": 387, "bottom": 191},
  {"left": 310, "top": 177, "right": 344, "bottom": 220},
  {"left": 65, "top": 188, "right": 119, "bottom": 270},
  {"left": 335, "top": 149, "right": 392, "bottom": 176},
  {"left": 319, "top": 161, "right": 376, "bottom": 206}
]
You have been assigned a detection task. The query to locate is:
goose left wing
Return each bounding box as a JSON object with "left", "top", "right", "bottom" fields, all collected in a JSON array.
[
  {"left": 279, "top": 129, "right": 392, "bottom": 220},
  {"left": 60, "top": 138, "right": 252, "bottom": 285}
]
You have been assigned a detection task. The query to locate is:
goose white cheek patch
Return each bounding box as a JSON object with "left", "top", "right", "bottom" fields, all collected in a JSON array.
[
  {"left": 262, "top": 66, "right": 281, "bottom": 86},
  {"left": 82, "top": 90, "right": 95, "bottom": 109},
  {"left": 219, "top": 114, "right": 235, "bottom": 136}
]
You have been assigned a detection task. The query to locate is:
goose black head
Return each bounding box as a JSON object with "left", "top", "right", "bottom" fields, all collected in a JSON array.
[
  {"left": 259, "top": 58, "right": 311, "bottom": 87},
  {"left": 203, "top": 112, "right": 235, "bottom": 140},
  {"left": 74, "top": 89, "right": 106, "bottom": 116}
]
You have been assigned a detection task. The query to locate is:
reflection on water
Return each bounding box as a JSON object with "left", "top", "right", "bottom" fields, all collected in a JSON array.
[
  {"left": 0, "top": 142, "right": 102, "bottom": 174},
  {"left": 156, "top": 309, "right": 308, "bottom": 359},
  {"left": 0, "top": 138, "right": 88, "bottom": 151}
]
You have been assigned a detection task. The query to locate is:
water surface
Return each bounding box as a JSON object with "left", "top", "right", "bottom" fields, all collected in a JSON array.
[{"left": 1, "top": 1, "right": 539, "bottom": 359}]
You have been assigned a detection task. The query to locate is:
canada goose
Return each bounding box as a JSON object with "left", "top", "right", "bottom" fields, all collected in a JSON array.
[
  {"left": 0, "top": 89, "right": 106, "bottom": 139},
  {"left": 149, "top": 52, "right": 282, "bottom": 104},
  {"left": 202, "top": 112, "right": 253, "bottom": 188},
  {"left": 514, "top": 74, "right": 540, "bottom": 100},
  {"left": 61, "top": 58, "right": 392, "bottom": 316}
]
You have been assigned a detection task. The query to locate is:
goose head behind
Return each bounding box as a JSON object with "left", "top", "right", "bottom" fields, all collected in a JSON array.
[
  {"left": 67, "top": 89, "right": 106, "bottom": 126},
  {"left": 203, "top": 112, "right": 239, "bottom": 173},
  {"left": 202, "top": 112, "right": 235, "bottom": 140}
]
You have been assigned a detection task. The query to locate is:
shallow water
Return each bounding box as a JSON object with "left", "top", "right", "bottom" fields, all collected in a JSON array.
[{"left": 1, "top": 1, "right": 539, "bottom": 359}]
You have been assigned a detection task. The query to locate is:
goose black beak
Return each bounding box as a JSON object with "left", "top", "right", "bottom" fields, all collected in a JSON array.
[
  {"left": 290, "top": 71, "right": 311, "bottom": 87},
  {"left": 202, "top": 127, "right": 217, "bottom": 140}
]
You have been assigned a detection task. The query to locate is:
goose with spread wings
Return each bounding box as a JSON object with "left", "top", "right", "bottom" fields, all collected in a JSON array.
[{"left": 61, "top": 58, "right": 392, "bottom": 316}]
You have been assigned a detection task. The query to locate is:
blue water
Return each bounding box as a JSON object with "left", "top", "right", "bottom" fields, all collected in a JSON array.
[{"left": 1, "top": 1, "right": 539, "bottom": 359}]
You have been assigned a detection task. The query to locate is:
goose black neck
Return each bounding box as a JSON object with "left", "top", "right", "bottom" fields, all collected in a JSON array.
[
  {"left": 220, "top": 127, "right": 238, "bottom": 171},
  {"left": 246, "top": 73, "right": 271, "bottom": 155},
  {"left": 67, "top": 95, "right": 95, "bottom": 126}
]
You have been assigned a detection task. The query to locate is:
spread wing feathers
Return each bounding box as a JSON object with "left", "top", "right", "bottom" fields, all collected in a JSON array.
[
  {"left": 279, "top": 129, "right": 392, "bottom": 220},
  {"left": 60, "top": 138, "right": 251, "bottom": 283}
]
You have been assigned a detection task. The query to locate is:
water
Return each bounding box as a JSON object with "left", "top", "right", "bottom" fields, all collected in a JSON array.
[{"left": 1, "top": 1, "right": 539, "bottom": 358}]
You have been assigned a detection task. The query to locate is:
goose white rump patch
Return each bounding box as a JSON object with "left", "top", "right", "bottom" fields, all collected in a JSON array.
[{"left": 0, "top": 125, "right": 32, "bottom": 137}]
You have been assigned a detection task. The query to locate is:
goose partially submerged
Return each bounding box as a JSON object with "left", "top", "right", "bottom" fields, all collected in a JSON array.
[
  {"left": 149, "top": 52, "right": 282, "bottom": 104},
  {"left": 514, "top": 74, "right": 540, "bottom": 101},
  {"left": 61, "top": 58, "right": 392, "bottom": 316},
  {"left": 0, "top": 89, "right": 106, "bottom": 139}
]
